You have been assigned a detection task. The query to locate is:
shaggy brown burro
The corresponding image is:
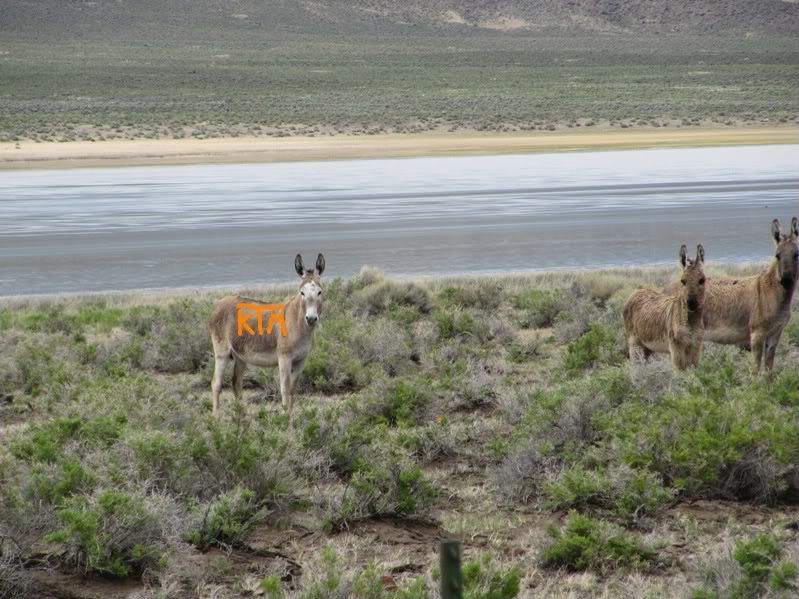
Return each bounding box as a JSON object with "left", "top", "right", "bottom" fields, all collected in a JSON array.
[
  {"left": 696, "top": 218, "right": 799, "bottom": 375},
  {"left": 624, "top": 244, "right": 706, "bottom": 369},
  {"left": 208, "top": 253, "right": 325, "bottom": 414}
]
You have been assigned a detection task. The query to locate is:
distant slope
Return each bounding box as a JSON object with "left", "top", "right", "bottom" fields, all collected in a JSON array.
[{"left": 2, "top": 0, "right": 798, "bottom": 38}]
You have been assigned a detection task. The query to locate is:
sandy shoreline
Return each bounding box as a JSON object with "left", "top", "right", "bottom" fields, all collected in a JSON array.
[{"left": 1, "top": 127, "right": 796, "bottom": 170}]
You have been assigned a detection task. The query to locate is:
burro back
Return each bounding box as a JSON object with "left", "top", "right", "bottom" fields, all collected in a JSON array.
[
  {"left": 623, "top": 244, "right": 706, "bottom": 370},
  {"left": 208, "top": 253, "right": 326, "bottom": 415}
]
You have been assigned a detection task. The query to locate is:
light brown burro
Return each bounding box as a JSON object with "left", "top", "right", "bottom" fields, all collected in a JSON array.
[
  {"left": 624, "top": 244, "right": 707, "bottom": 369},
  {"left": 208, "top": 253, "right": 325, "bottom": 415},
  {"left": 696, "top": 218, "right": 799, "bottom": 375}
]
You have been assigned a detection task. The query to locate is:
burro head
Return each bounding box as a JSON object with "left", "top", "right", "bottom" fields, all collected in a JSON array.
[
  {"left": 678, "top": 243, "right": 706, "bottom": 312},
  {"left": 294, "top": 253, "right": 325, "bottom": 327},
  {"left": 771, "top": 217, "right": 799, "bottom": 289}
]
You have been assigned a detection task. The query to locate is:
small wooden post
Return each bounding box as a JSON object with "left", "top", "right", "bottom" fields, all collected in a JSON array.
[{"left": 440, "top": 540, "right": 463, "bottom": 599}]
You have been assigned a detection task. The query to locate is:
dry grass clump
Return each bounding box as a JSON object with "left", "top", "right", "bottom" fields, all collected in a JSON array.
[{"left": 0, "top": 554, "right": 31, "bottom": 599}]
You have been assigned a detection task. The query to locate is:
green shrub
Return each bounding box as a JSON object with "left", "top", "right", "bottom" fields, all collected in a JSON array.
[
  {"left": 324, "top": 458, "right": 436, "bottom": 532},
  {"left": 507, "top": 339, "right": 543, "bottom": 363},
  {"left": 692, "top": 532, "right": 798, "bottom": 599},
  {"left": 543, "top": 465, "right": 673, "bottom": 518},
  {"left": 461, "top": 553, "right": 521, "bottom": 599},
  {"left": 438, "top": 283, "right": 504, "bottom": 311},
  {"left": 541, "top": 512, "right": 657, "bottom": 574},
  {"left": 511, "top": 288, "right": 562, "bottom": 328},
  {"left": 139, "top": 299, "right": 213, "bottom": 373},
  {"left": 363, "top": 378, "right": 432, "bottom": 428},
  {"left": 11, "top": 415, "right": 125, "bottom": 463},
  {"left": 259, "top": 575, "right": 285, "bottom": 599},
  {"left": 563, "top": 323, "right": 621, "bottom": 373},
  {"left": 595, "top": 369, "right": 799, "bottom": 501},
  {"left": 188, "top": 486, "right": 258, "bottom": 548},
  {"left": 47, "top": 490, "right": 165, "bottom": 577},
  {"left": 353, "top": 317, "right": 416, "bottom": 377},
  {"left": 122, "top": 305, "right": 163, "bottom": 336},
  {"left": 32, "top": 458, "right": 97, "bottom": 503},
  {"left": 192, "top": 405, "right": 295, "bottom": 503},
  {"left": 298, "top": 545, "right": 431, "bottom": 599},
  {"left": 355, "top": 280, "right": 432, "bottom": 315},
  {"left": 72, "top": 303, "right": 124, "bottom": 333},
  {"left": 435, "top": 310, "right": 489, "bottom": 342},
  {"left": 302, "top": 312, "right": 374, "bottom": 393},
  {"left": 0, "top": 554, "right": 31, "bottom": 599},
  {"left": 13, "top": 340, "right": 77, "bottom": 397}
]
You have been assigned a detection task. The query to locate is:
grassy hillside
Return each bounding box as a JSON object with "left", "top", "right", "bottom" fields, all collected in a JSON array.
[
  {"left": 1, "top": 266, "right": 798, "bottom": 598},
  {"left": 1, "top": 33, "right": 796, "bottom": 143}
]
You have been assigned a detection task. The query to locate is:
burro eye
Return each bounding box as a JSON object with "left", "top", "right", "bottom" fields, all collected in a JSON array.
[
  {"left": 318, "top": 290, "right": 322, "bottom": 296},
  {"left": 699, "top": 277, "right": 706, "bottom": 285},
  {"left": 681, "top": 279, "right": 687, "bottom": 286},
  {"left": 301, "top": 291, "right": 305, "bottom": 296}
]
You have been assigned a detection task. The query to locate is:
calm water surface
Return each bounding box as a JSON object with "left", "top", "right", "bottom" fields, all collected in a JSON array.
[{"left": 0, "top": 144, "right": 797, "bottom": 295}]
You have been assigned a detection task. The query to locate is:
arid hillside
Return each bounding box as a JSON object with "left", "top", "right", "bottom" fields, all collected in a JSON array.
[{"left": 2, "top": 0, "right": 798, "bottom": 38}]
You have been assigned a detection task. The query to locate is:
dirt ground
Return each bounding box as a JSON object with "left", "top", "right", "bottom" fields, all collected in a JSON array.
[{"left": 0, "top": 126, "right": 796, "bottom": 170}]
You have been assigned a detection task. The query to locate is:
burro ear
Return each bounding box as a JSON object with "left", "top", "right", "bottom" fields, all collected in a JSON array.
[
  {"left": 696, "top": 244, "right": 705, "bottom": 264},
  {"left": 295, "top": 254, "right": 305, "bottom": 277},
  {"left": 772, "top": 219, "right": 782, "bottom": 244},
  {"left": 791, "top": 217, "right": 798, "bottom": 240},
  {"left": 679, "top": 244, "right": 688, "bottom": 268},
  {"left": 316, "top": 253, "right": 325, "bottom": 276}
]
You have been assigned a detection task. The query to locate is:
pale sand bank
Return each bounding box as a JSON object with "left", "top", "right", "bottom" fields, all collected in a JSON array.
[{"left": 0, "top": 127, "right": 796, "bottom": 170}]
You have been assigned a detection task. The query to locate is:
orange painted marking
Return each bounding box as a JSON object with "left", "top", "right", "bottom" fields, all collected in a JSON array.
[{"left": 236, "top": 303, "right": 287, "bottom": 337}]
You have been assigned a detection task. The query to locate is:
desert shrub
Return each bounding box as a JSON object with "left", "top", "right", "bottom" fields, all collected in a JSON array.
[
  {"left": 46, "top": 489, "right": 169, "bottom": 577},
  {"left": 692, "top": 532, "right": 798, "bottom": 599},
  {"left": 138, "top": 299, "right": 213, "bottom": 373},
  {"left": 11, "top": 414, "right": 126, "bottom": 463},
  {"left": 13, "top": 339, "right": 78, "bottom": 397},
  {"left": 446, "top": 360, "right": 499, "bottom": 412},
  {"left": 352, "top": 317, "right": 416, "bottom": 377},
  {"left": 501, "top": 352, "right": 799, "bottom": 507},
  {"left": 511, "top": 288, "right": 563, "bottom": 328},
  {"left": 541, "top": 512, "right": 657, "bottom": 574},
  {"left": 122, "top": 305, "right": 163, "bottom": 336},
  {"left": 552, "top": 289, "right": 614, "bottom": 343},
  {"left": 596, "top": 360, "right": 799, "bottom": 501},
  {"left": 563, "top": 323, "right": 622, "bottom": 373},
  {"left": 362, "top": 377, "right": 432, "bottom": 428},
  {"left": 303, "top": 312, "right": 374, "bottom": 393},
  {"left": 323, "top": 457, "right": 436, "bottom": 532},
  {"left": 543, "top": 465, "right": 674, "bottom": 518},
  {"left": 297, "top": 545, "right": 430, "bottom": 599},
  {"left": 351, "top": 265, "right": 385, "bottom": 289},
  {"left": 15, "top": 304, "right": 74, "bottom": 335},
  {"left": 580, "top": 274, "right": 629, "bottom": 303},
  {"left": 459, "top": 553, "right": 521, "bottom": 599},
  {"left": 435, "top": 309, "right": 489, "bottom": 342},
  {"left": 127, "top": 429, "right": 195, "bottom": 494},
  {"left": 0, "top": 554, "right": 31, "bottom": 599},
  {"left": 187, "top": 485, "right": 258, "bottom": 548},
  {"left": 0, "top": 308, "right": 13, "bottom": 331},
  {"left": 190, "top": 405, "right": 296, "bottom": 503},
  {"left": 438, "top": 282, "right": 504, "bottom": 311},
  {"left": 354, "top": 280, "right": 432, "bottom": 316},
  {"left": 31, "top": 459, "right": 98, "bottom": 504},
  {"left": 783, "top": 316, "right": 799, "bottom": 348},
  {"left": 71, "top": 303, "right": 125, "bottom": 333},
  {"left": 507, "top": 339, "right": 543, "bottom": 363}
]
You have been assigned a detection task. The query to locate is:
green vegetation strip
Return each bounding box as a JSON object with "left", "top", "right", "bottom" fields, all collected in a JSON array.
[{"left": 1, "top": 265, "right": 798, "bottom": 596}]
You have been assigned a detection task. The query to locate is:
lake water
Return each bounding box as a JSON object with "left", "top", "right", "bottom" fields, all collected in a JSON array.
[{"left": 0, "top": 144, "right": 797, "bottom": 295}]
